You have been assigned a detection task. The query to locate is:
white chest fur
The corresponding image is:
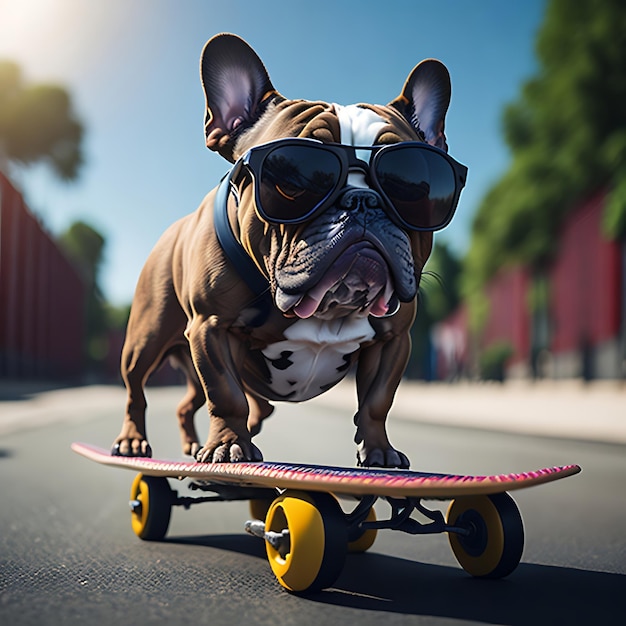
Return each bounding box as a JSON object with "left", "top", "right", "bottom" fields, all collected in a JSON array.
[{"left": 261, "top": 317, "right": 375, "bottom": 401}]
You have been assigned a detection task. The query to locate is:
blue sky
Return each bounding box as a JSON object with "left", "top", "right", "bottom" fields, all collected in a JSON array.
[{"left": 0, "top": 0, "right": 545, "bottom": 305}]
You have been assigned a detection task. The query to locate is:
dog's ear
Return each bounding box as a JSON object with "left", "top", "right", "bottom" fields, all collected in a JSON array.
[
  {"left": 390, "top": 59, "right": 451, "bottom": 151},
  {"left": 200, "top": 34, "right": 279, "bottom": 161}
]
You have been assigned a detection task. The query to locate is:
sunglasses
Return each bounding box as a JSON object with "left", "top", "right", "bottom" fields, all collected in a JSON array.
[{"left": 231, "top": 137, "right": 468, "bottom": 232}]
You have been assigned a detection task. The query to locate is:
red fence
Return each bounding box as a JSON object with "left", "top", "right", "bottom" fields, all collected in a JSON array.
[{"left": 0, "top": 172, "right": 85, "bottom": 381}]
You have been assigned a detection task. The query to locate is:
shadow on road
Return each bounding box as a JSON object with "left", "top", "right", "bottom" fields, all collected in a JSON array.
[
  {"left": 168, "top": 533, "right": 623, "bottom": 624},
  {"left": 166, "top": 533, "right": 266, "bottom": 559},
  {"left": 321, "top": 555, "right": 624, "bottom": 624}
]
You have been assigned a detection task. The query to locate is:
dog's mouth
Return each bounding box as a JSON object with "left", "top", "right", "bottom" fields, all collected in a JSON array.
[{"left": 275, "top": 242, "right": 399, "bottom": 319}]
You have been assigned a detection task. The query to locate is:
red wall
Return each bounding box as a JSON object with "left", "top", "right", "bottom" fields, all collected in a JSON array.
[
  {"left": 0, "top": 173, "right": 85, "bottom": 380},
  {"left": 549, "top": 191, "right": 623, "bottom": 352},
  {"left": 434, "top": 191, "right": 623, "bottom": 378},
  {"left": 433, "top": 305, "right": 468, "bottom": 380},
  {"left": 482, "top": 267, "right": 531, "bottom": 364}
]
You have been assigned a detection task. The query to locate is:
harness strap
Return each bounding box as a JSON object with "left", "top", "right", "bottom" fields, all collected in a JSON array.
[{"left": 214, "top": 169, "right": 272, "bottom": 327}]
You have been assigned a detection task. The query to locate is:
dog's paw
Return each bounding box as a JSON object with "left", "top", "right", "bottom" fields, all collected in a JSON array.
[
  {"left": 183, "top": 441, "right": 201, "bottom": 458},
  {"left": 356, "top": 444, "right": 410, "bottom": 469},
  {"left": 195, "top": 440, "right": 263, "bottom": 463},
  {"left": 111, "top": 439, "right": 152, "bottom": 458}
]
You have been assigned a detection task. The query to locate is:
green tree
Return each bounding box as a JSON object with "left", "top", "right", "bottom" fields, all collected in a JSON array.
[
  {"left": 58, "top": 222, "right": 108, "bottom": 368},
  {"left": 463, "top": 0, "right": 626, "bottom": 324},
  {"left": 0, "top": 61, "right": 84, "bottom": 180},
  {"left": 407, "top": 241, "right": 462, "bottom": 379}
]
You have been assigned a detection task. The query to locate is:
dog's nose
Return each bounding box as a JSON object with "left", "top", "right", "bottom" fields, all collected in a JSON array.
[{"left": 338, "top": 187, "right": 384, "bottom": 211}]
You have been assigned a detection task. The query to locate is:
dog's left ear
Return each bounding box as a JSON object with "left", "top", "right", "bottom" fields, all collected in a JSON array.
[
  {"left": 390, "top": 59, "right": 451, "bottom": 151},
  {"left": 200, "top": 33, "right": 280, "bottom": 161}
]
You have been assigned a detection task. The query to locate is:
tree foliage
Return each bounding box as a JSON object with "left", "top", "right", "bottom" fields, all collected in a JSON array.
[
  {"left": 421, "top": 241, "right": 462, "bottom": 322},
  {"left": 58, "top": 221, "right": 108, "bottom": 367},
  {"left": 0, "top": 61, "right": 84, "bottom": 180},
  {"left": 463, "top": 0, "right": 626, "bottom": 315},
  {"left": 407, "top": 241, "right": 462, "bottom": 378},
  {"left": 58, "top": 221, "right": 105, "bottom": 288},
  {"left": 58, "top": 222, "right": 130, "bottom": 375}
]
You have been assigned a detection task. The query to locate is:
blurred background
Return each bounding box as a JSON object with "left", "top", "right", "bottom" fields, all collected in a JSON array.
[{"left": 1, "top": 0, "right": 624, "bottom": 386}]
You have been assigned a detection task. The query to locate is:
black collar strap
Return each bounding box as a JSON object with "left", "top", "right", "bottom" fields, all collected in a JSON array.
[{"left": 213, "top": 168, "right": 272, "bottom": 327}]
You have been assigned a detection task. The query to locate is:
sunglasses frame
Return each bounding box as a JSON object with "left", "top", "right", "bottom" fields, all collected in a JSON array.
[{"left": 232, "top": 137, "right": 467, "bottom": 232}]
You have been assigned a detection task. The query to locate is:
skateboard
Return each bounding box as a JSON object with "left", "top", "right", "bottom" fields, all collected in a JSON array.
[{"left": 71, "top": 442, "right": 580, "bottom": 593}]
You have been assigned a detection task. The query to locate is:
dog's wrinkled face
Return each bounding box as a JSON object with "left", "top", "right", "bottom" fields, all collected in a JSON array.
[{"left": 201, "top": 34, "right": 457, "bottom": 322}]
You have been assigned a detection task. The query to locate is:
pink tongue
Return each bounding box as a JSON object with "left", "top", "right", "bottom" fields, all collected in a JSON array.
[
  {"left": 293, "top": 258, "right": 353, "bottom": 319},
  {"left": 292, "top": 246, "right": 394, "bottom": 319},
  {"left": 295, "top": 289, "right": 391, "bottom": 319},
  {"left": 294, "top": 290, "right": 326, "bottom": 319},
  {"left": 369, "top": 295, "right": 390, "bottom": 317}
]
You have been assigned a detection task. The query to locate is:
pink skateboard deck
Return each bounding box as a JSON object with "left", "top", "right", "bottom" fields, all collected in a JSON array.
[{"left": 71, "top": 442, "right": 580, "bottom": 498}]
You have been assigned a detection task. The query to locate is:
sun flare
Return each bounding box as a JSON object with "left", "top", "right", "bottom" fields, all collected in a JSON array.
[{"left": 0, "top": 0, "right": 123, "bottom": 81}]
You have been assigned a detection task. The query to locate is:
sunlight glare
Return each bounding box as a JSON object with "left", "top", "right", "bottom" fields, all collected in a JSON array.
[{"left": 0, "top": 0, "right": 124, "bottom": 81}]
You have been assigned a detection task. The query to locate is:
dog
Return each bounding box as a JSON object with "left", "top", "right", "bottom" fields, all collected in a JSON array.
[{"left": 112, "top": 33, "right": 467, "bottom": 468}]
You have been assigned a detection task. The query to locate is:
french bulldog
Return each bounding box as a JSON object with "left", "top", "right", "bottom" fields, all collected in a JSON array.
[{"left": 112, "top": 33, "right": 467, "bottom": 467}]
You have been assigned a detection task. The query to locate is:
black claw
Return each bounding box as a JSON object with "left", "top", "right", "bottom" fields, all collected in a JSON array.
[{"left": 356, "top": 447, "right": 411, "bottom": 469}]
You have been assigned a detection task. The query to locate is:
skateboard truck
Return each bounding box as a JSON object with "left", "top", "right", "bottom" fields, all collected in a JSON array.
[
  {"left": 359, "top": 496, "right": 470, "bottom": 537},
  {"left": 245, "top": 494, "right": 469, "bottom": 545}
]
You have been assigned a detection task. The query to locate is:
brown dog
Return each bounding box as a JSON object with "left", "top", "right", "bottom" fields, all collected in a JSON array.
[{"left": 112, "top": 33, "right": 466, "bottom": 467}]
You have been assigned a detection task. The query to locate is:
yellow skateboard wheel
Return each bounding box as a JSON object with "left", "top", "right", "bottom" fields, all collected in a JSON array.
[
  {"left": 265, "top": 490, "right": 347, "bottom": 592},
  {"left": 447, "top": 492, "right": 524, "bottom": 578},
  {"left": 130, "top": 473, "right": 173, "bottom": 541},
  {"left": 249, "top": 497, "right": 273, "bottom": 522},
  {"left": 348, "top": 506, "right": 377, "bottom": 553}
]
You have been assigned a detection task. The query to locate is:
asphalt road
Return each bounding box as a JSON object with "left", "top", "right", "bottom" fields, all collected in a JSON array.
[{"left": 1, "top": 385, "right": 624, "bottom": 626}]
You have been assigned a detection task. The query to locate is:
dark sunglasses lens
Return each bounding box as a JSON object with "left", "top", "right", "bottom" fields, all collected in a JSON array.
[
  {"left": 376, "top": 149, "right": 456, "bottom": 229},
  {"left": 258, "top": 146, "right": 341, "bottom": 222}
]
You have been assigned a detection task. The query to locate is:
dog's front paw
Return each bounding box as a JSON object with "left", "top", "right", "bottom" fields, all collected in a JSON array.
[
  {"left": 183, "top": 441, "right": 201, "bottom": 458},
  {"left": 356, "top": 443, "right": 410, "bottom": 469},
  {"left": 111, "top": 438, "right": 152, "bottom": 458},
  {"left": 195, "top": 440, "right": 263, "bottom": 463}
]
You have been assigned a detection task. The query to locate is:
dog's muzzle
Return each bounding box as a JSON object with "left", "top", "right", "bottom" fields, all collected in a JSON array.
[{"left": 273, "top": 186, "right": 417, "bottom": 319}]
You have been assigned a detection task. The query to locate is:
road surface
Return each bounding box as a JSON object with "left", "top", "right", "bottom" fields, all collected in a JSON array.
[{"left": 0, "top": 384, "right": 624, "bottom": 625}]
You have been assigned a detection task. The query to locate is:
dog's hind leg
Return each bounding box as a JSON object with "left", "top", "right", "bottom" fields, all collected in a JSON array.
[
  {"left": 246, "top": 392, "right": 274, "bottom": 437},
  {"left": 169, "top": 346, "right": 205, "bottom": 457}
]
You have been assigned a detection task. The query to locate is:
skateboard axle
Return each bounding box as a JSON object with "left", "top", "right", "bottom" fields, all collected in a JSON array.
[{"left": 245, "top": 520, "right": 290, "bottom": 552}]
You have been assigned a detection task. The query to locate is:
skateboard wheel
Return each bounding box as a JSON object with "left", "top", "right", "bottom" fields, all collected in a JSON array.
[
  {"left": 447, "top": 492, "right": 524, "bottom": 579},
  {"left": 249, "top": 497, "right": 273, "bottom": 522},
  {"left": 264, "top": 490, "right": 347, "bottom": 592},
  {"left": 130, "top": 473, "right": 173, "bottom": 541},
  {"left": 348, "top": 506, "right": 377, "bottom": 553}
]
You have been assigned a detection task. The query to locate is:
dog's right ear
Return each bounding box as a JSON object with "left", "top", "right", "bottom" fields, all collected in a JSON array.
[{"left": 201, "top": 33, "right": 280, "bottom": 161}]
